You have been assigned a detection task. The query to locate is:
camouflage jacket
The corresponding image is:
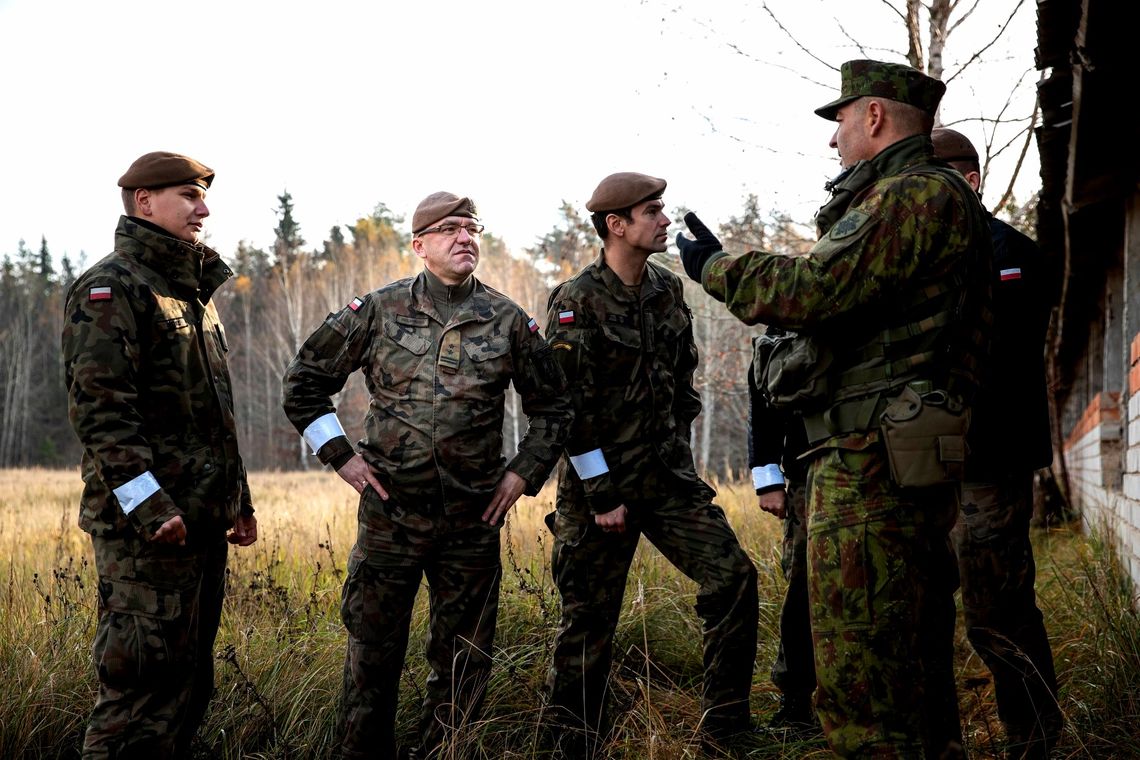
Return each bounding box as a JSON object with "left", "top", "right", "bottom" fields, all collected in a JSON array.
[
  {"left": 281, "top": 271, "right": 571, "bottom": 514},
  {"left": 62, "top": 216, "right": 252, "bottom": 540},
  {"left": 701, "top": 135, "right": 992, "bottom": 449},
  {"left": 545, "top": 253, "right": 707, "bottom": 515}
]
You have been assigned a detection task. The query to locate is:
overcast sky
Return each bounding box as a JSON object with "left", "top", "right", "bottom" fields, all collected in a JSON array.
[{"left": 0, "top": 0, "right": 1038, "bottom": 266}]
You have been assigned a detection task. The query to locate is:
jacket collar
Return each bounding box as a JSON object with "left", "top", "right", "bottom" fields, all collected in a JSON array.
[
  {"left": 409, "top": 269, "right": 494, "bottom": 325},
  {"left": 589, "top": 250, "right": 669, "bottom": 303},
  {"left": 116, "top": 216, "right": 233, "bottom": 302}
]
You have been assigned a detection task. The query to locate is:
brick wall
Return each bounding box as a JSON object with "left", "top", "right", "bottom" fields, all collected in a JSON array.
[{"left": 1065, "top": 333, "right": 1140, "bottom": 591}]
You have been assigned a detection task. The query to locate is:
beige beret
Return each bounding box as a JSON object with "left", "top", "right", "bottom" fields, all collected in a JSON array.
[
  {"left": 412, "top": 191, "right": 478, "bottom": 233},
  {"left": 931, "top": 127, "right": 979, "bottom": 164},
  {"left": 586, "top": 172, "right": 667, "bottom": 213},
  {"left": 118, "top": 151, "right": 214, "bottom": 190}
]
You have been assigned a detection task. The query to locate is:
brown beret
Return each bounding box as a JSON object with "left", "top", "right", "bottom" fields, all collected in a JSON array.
[
  {"left": 931, "top": 127, "right": 979, "bottom": 164},
  {"left": 118, "top": 151, "right": 214, "bottom": 190},
  {"left": 586, "top": 172, "right": 667, "bottom": 213},
  {"left": 815, "top": 59, "right": 946, "bottom": 121},
  {"left": 412, "top": 191, "right": 478, "bottom": 234}
]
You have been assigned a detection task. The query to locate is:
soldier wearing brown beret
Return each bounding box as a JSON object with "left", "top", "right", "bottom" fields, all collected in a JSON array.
[
  {"left": 283, "top": 191, "right": 572, "bottom": 759},
  {"left": 62, "top": 151, "right": 256, "bottom": 758},
  {"left": 542, "top": 171, "right": 759, "bottom": 754}
]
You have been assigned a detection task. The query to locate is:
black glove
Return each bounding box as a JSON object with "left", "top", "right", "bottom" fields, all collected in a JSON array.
[{"left": 675, "top": 212, "right": 723, "bottom": 282}]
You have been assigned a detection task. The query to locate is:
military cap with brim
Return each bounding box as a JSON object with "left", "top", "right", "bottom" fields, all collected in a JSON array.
[
  {"left": 412, "top": 191, "right": 478, "bottom": 234},
  {"left": 586, "top": 172, "right": 667, "bottom": 213},
  {"left": 814, "top": 59, "right": 946, "bottom": 121},
  {"left": 931, "top": 127, "right": 980, "bottom": 163},
  {"left": 118, "top": 151, "right": 215, "bottom": 190}
]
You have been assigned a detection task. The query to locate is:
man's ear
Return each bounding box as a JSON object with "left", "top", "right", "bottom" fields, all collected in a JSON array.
[
  {"left": 134, "top": 188, "right": 152, "bottom": 217},
  {"left": 865, "top": 99, "right": 886, "bottom": 136},
  {"left": 965, "top": 170, "right": 982, "bottom": 194},
  {"left": 411, "top": 236, "right": 426, "bottom": 259},
  {"left": 605, "top": 213, "right": 625, "bottom": 239}
]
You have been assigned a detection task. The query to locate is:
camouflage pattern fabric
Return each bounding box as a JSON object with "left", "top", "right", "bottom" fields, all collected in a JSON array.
[
  {"left": 282, "top": 271, "right": 570, "bottom": 509},
  {"left": 807, "top": 446, "right": 963, "bottom": 758},
  {"left": 543, "top": 466, "right": 759, "bottom": 747},
  {"left": 543, "top": 253, "right": 758, "bottom": 745},
  {"left": 62, "top": 216, "right": 253, "bottom": 540},
  {"left": 282, "top": 270, "right": 570, "bottom": 757},
  {"left": 814, "top": 59, "right": 946, "bottom": 120},
  {"left": 769, "top": 480, "right": 814, "bottom": 697},
  {"left": 339, "top": 490, "right": 501, "bottom": 759},
  {"left": 543, "top": 255, "right": 705, "bottom": 515},
  {"left": 954, "top": 475, "right": 1061, "bottom": 759},
  {"left": 82, "top": 534, "right": 228, "bottom": 760},
  {"left": 61, "top": 216, "right": 251, "bottom": 756},
  {"left": 700, "top": 135, "right": 993, "bottom": 757}
]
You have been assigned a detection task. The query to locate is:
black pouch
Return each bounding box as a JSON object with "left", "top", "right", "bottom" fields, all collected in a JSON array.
[{"left": 879, "top": 386, "right": 970, "bottom": 487}]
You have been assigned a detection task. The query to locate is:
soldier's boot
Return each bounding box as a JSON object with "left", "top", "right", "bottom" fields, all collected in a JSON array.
[{"left": 765, "top": 692, "right": 822, "bottom": 739}]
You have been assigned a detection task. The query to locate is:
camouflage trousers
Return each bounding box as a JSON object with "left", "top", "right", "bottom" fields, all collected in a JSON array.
[
  {"left": 339, "top": 487, "right": 501, "bottom": 760},
  {"left": 806, "top": 445, "right": 963, "bottom": 759},
  {"left": 83, "top": 532, "right": 228, "bottom": 760},
  {"left": 544, "top": 483, "right": 758, "bottom": 752},
  {"left": 954, "top": 474, "right": 1061, "bottom": 759},
  {"left": 770, "top": 480, "right": 815, "bottom": 698}
]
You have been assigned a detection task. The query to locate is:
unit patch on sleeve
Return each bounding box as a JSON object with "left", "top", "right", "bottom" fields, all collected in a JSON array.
[{"left": 89, "top": 286, "right": 113, "bottom": 302}]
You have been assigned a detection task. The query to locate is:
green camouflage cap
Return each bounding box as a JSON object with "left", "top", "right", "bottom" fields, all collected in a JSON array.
[{"left": 814, "top": 59, "right": 946, "bottom": 121}]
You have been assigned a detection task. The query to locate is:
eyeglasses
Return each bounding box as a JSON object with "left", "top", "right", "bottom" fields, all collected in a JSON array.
[{"left": 418, "top": 222, "right": 485, "bottom": 238}]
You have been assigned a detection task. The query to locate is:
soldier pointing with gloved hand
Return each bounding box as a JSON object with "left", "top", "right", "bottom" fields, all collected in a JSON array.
[{"left": 676, "top": 60, "right": 993, "bottom": 758}]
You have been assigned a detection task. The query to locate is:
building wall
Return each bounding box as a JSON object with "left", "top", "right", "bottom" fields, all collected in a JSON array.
[{"left": 1065, "top": 384, "right": 1138, "bottom": 590}]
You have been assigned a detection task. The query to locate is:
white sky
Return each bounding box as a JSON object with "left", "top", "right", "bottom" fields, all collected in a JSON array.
[{"left": 0, "top": 0, "right": 1039, "bottom": 266}]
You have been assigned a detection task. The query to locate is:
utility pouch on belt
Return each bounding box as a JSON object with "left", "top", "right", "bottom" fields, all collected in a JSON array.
[
  {"left": 879, "top": 385, "right": 969, "bottom": 487},
  {"left": 753, "top": 332, "right": 832, "bottom": 410}
]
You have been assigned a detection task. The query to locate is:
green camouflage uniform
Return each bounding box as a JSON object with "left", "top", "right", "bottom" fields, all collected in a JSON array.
[
  {"left": 699, "top": 135, "right": 992, "bottom": 758},
  {"left": 543, "top": 253, "right": 759, "bottom": 751},
  {"left": 281, "top": 270, "right": 570, "bottom": 759},
  {"left": 61, "top": 215, "right": 253, "bottom": 759}
]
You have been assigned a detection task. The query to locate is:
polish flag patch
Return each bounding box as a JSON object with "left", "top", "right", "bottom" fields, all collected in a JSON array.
[
  {"left": 999, "top": 268, "right": 1022, "bottom": 281},
  {"left": 89, "top": 286, "right": 113, "bottom": 301},
  {"left": 348, "top": 297, "right": 364, "bottom": 311},
  {"left": 527, "top": 317, "right": 539, "bottom": 333},
  {"left": 558, "top": 310, "right": 575, "bottom": 325}
]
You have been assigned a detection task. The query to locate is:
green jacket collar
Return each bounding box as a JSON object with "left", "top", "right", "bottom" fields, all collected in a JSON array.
[{"left": 116, "top": 215, "right": 232, "bottom": 302}]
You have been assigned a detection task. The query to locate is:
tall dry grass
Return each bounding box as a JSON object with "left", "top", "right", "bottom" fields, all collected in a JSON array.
[{"left": 1, "top": 469, "right": 1136, "bottom": 759}]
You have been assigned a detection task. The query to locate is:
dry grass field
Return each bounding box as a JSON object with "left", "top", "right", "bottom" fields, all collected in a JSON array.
[{"left": 2, "top": 468, "right": 1136, "bottom": 759}]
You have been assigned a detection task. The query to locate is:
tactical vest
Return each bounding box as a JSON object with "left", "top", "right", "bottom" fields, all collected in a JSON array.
[{"left": 802, "top": 163, "right": 992, "bottom": 445}]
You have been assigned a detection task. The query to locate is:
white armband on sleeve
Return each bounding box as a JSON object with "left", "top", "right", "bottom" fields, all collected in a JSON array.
[
  {"left": 752, "top": 464, "right": 785, "bottom": 491},
  {"left": 569, "top": 448, "right": 609, "bottom": 480},
  {"left": 303, "top": 413, "right": 346, "bottom": 454},
  {"left": 113, "top": 471, "right": 161, "bottom": 515}
]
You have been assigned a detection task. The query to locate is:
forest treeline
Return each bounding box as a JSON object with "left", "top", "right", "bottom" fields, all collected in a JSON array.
[{"left": 1, "top": 191, "right": 814, "bottom": 476}]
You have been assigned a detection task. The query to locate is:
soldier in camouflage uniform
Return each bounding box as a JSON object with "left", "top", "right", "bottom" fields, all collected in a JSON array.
[
  {"left": 281, "top": 191, "right": 571, "bottom": 760},
  {"left": 62, "top": 152, "right": 257, "bottom": 759},
  {"left": 933, "top": 127, "right": 1062, "bottom": 760},
  {"left": 543, "top": 172, "right": 759, "bottom": 756},
  {"left": 677, "top": 60, "right": 993, "bottom": 757}
]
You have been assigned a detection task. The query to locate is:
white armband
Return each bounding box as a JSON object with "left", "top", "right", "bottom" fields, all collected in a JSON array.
[
  {"left": 303, "top": 413, "right": 346, "bottom": 454},
  {"left": 113, "top": 471, "right": 161, "bottom": 515},
  {"left": 569, "top": 448, "right": 609, "bottom": 480},
  {"left": 752, "top": 464, "right": 785, "bottom": 491}
]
